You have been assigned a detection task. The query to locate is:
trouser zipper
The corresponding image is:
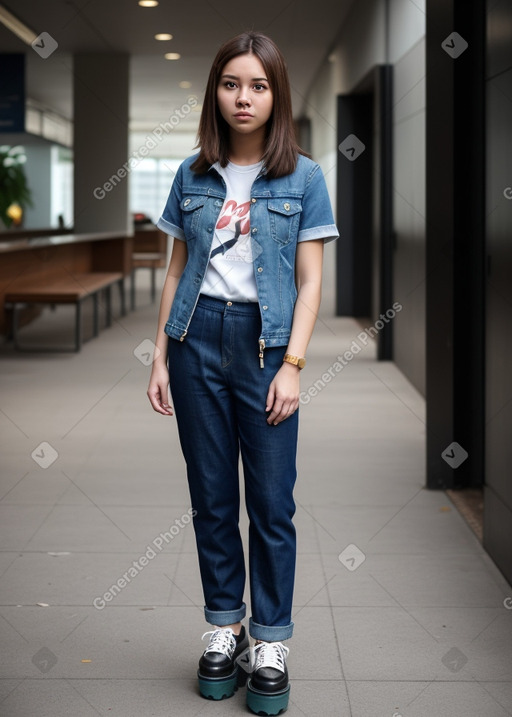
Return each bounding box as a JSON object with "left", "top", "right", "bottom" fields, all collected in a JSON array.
[{"left": 258, "top": 339, "right": 265, "bottom": 369}]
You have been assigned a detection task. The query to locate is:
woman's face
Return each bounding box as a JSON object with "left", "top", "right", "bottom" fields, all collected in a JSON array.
[{"left": 217, "top": 53, "right": 273, "bottom": 138}]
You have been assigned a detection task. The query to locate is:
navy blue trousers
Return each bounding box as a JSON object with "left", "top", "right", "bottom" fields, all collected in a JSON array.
[{"left": 168, "top": 294, "right": 298, "bottom": 641}]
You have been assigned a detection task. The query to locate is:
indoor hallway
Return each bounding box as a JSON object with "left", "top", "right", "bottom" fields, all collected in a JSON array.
[{"left": 1, "top": 279, "right": 511, "bottom": 717}]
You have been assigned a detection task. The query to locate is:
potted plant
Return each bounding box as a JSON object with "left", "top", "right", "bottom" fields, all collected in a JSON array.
[{"left": 0, "top": 145, "right": 33, "bottom": 228}]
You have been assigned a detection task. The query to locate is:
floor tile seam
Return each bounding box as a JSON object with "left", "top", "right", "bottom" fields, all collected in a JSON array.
[
  {"left": 0, "top": 553, "right": 20, "bottom": 581},
  {"left": 2, "top": 602, "right": 505, "bottom": 609},
  {"left": 295, "top": 502, "right": 324, "bottom": 553},
  {"left": 468, "top": 551, "right": 512, "bottom": 594},
  {"left": 5, "top": 503, "right": 465, "bottom": 510},
  {"left": 1, "top": 677, "right": 510, "bottom": 683},
  {"left": 0, "top": 551, "right": 197, "bottom": 557},
  {"left": 296, "top": 603, "right": 508, "bottom": 609},
  {"left": 0, "top": 550, "right": 197, "bottom": 554},
  {"left": 0, "top": 678, "right": 344, "bottom": 686},
  {"left": 17, "top": 502, "right": 66, "bottom": 552},
  {"left": 311, "top": 550, "right": 489, "bottom": 556},
  {"left": 0, "top": 503, "right": 201, "bottom": 507},
  {"left": 160, "top": 537, "right": 202, "bottom": 615},
  {"left": 313, "top": 521, "right": 354, "bottom": 717},
  {"left": 329, "top": 604, "right": 508, "bottom": 609}
]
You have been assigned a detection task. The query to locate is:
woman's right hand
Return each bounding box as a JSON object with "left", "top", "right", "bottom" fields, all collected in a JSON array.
[{"left": 147, "top": 362, "right": 174, "bottom": 416}]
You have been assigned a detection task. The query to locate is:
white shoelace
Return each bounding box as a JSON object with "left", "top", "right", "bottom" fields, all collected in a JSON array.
[
  {"left": 253, "top": 641, "right": 289, "bottom": 673},
  {"left": 201, "top": 628, "right": 237, "bottom": 658}
]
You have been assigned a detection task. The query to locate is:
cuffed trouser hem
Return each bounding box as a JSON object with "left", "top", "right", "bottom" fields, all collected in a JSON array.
[
  {"left": 249, "top": 618, "right": 294, "bottom": 642},
  {"left": 204, "top": 602, "right": 247, "bottom": 626}
]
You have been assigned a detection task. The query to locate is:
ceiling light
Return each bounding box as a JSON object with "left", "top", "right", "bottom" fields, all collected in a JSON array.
[
  {"left": 0, "top": 4, "right": 37, "bottom": 44},
  {"left": 155, "top": 33, "right": 172, "bottom": 41},
  {"left": 164, "top": 53, "right": 181, "bottom": 60},
  {"left": 179, "top": 81, "right": 191, "bottom": 89},
  {"left": 138, "top": 0, "right": 158, "bottom": 7}
]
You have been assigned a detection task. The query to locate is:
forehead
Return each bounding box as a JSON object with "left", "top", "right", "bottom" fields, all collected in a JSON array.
[{"left": 220, "top": 53, "right": 267, "bottom": 78}]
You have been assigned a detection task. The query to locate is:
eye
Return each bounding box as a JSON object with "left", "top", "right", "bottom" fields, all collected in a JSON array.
[
  {"left": 253, "top": 83, "right": 267, "bottom": 91},
  {"left": 224, "top": 81, "right": 237, "bottom": 89}
]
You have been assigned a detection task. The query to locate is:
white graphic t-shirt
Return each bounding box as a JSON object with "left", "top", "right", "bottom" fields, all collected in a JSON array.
[{"left": 200, "top": 160, "right": 263, "bottom": 302}]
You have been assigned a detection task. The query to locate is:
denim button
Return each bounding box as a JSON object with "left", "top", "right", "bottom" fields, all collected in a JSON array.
[
  {"left": 283, "top": 202, "right": 290, "bottom": 211},
  {"left": 226, "top": 301, "right": 232, "bottom": 306},
  {"left": 251, "top": 198, "right": 257, "bottom": 203},
  {"left": 252, "top": 227, "right": 258, "bottom": 234},
  {"left": 263, "top": 305, "right": 268, "bottom": 310},
  {"left": 183, "top": 198, "right": 191, "bottom": 206},
  {"left": 257, "top": 267, "right": 263, "bottom": 273}
]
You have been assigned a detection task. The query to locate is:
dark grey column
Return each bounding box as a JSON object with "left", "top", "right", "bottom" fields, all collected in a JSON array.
[
  {"left": 73, "top": 54, "right": 130, "bottom": 233},
  {"left": 425, "top": 0, "right": 485, "bottom": 489},
  {"left": 484, "top": 0, "right": 512, "bottom": 584}
]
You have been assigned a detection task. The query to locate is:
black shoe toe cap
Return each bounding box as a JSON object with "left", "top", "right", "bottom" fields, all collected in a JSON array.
[{"left": 250, "top": 666, "right": 289, "bottom": 694}]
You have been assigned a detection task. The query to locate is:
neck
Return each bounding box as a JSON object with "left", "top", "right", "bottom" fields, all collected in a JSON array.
[{"left": 228, "top": 127, "right": 266, "bottom": 165}]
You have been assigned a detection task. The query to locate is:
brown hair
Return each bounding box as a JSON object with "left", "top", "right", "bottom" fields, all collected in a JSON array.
[{"left": 190, "top": 31, "right": 309, "bottom": 178}]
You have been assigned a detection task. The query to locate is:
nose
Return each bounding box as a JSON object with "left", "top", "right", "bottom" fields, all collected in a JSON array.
[{"left": 236, "top": 90, "right": 251, "bottom": 107}]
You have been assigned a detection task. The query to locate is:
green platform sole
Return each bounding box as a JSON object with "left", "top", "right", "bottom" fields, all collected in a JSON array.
[
  {"left": 198, "top": 666, "right": 248, "bottom": 700},
  {"left": 246, "top": 683, "right": 290, "bottom": 715}
]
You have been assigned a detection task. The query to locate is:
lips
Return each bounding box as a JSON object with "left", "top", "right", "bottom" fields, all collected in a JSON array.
[{"left": 234, "top": 112, "right": 253, "bottom": 118}]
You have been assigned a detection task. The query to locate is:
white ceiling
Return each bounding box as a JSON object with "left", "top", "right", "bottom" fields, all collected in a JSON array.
[{"left": 1, "top": 0, "right": 355, "bottom": 131}]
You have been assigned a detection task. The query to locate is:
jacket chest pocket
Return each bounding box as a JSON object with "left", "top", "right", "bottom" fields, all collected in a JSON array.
[
  {"left": 181, "top": 195, "right": 208, "bottom": 240},
  {"left": 268, "top": 199, "right": 303, "bottom": 245}
]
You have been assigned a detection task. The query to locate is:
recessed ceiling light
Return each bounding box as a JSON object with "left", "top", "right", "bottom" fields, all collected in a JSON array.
[
  {"left": 138, "top": 0, "right": 158, "bottom": 7},
  {"left": 164, "top": 52, "right": 181, "bottom": 60},
  {"left": 0, "top": 4, "right": 37, "bottom": 44},
  {"left": 179, "top": 81, "right": 191, "bottom": 89},
  {"left": 155, "top": 33, "right": 172, "bottom": 41}
]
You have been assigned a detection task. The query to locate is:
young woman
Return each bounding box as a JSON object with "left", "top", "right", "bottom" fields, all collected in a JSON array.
[{"left": 147, "top": 31, "right": 338, "bottom": 716}]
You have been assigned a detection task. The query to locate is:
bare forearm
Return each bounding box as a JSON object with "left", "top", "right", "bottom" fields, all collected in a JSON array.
[
  {"left": 147, "top": 239, "right": 187, "bottom": 416},
  {"left": 151, "top": 239, "right": 187, "bottom": 366},
  {"left": 286, "top": 280, "right": 322, "bottom": 358},
  {"left": 152, "top": 273, "right": 179, "bottom": 365}
]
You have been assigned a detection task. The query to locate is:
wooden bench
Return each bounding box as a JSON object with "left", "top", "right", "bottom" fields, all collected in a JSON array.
[
  {"left": 5, "top": 272, "right": 125, "bottom": 351},
  {"left": 1, "top": 231, "right": 133, "bottom": 351}
]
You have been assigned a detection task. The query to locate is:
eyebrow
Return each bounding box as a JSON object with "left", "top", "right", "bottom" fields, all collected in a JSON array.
[{"left": 221, "top": 74, "right": 269, "bottom": 82}]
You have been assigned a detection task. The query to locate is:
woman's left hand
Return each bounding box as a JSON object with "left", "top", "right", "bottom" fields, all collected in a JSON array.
[{"left": 265, "top": 362, "right": 301, "bottom": 425}]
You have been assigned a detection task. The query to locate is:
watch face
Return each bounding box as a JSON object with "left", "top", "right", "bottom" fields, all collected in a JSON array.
[{"left": 298, "top": 358, "right": 306, "bottom": 369}]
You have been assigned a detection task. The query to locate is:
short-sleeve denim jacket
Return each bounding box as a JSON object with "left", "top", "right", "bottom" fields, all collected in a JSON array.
[{"left": 157, "top": 152, "right": 338, "bottom": 353}]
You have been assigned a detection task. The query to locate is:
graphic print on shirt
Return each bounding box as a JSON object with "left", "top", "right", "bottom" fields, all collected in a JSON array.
[{"left": 210, "top": 200, "right": 252, "bottom": 263}]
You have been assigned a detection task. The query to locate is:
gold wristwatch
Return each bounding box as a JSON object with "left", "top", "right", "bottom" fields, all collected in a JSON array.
[{"left": 283, "top": 353, "right": 306, "bottom": 370}]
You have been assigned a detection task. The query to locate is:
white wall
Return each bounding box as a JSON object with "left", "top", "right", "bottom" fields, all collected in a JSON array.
[{"left": 21, "top": 144, "right": 53, "bottom": 229}]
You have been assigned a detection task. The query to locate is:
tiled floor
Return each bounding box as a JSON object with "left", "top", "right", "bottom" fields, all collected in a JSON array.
[{"left": 1, "top": 278, "right": 511, "bottom": 717}]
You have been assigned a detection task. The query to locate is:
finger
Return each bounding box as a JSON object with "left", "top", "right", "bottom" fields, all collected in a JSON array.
[
  {"left": 267, "top": 398, "right": 285, "bottom": 424},
  {"left": 148, "top": 386, "right": 173, "bottom": 415},
  {"left": 265, "top": 383, "right": 275, "bottom": 412},
  {"left": 272, "top": 400, "right": 299, "bottom": 425},
  {"left": 274, "top": 403, "right": 291, "bottom": 425}
]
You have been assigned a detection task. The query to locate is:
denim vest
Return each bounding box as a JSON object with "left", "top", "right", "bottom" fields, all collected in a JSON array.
[{"left": 157, "top": 152, "right": 338, "bottom": 352}]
